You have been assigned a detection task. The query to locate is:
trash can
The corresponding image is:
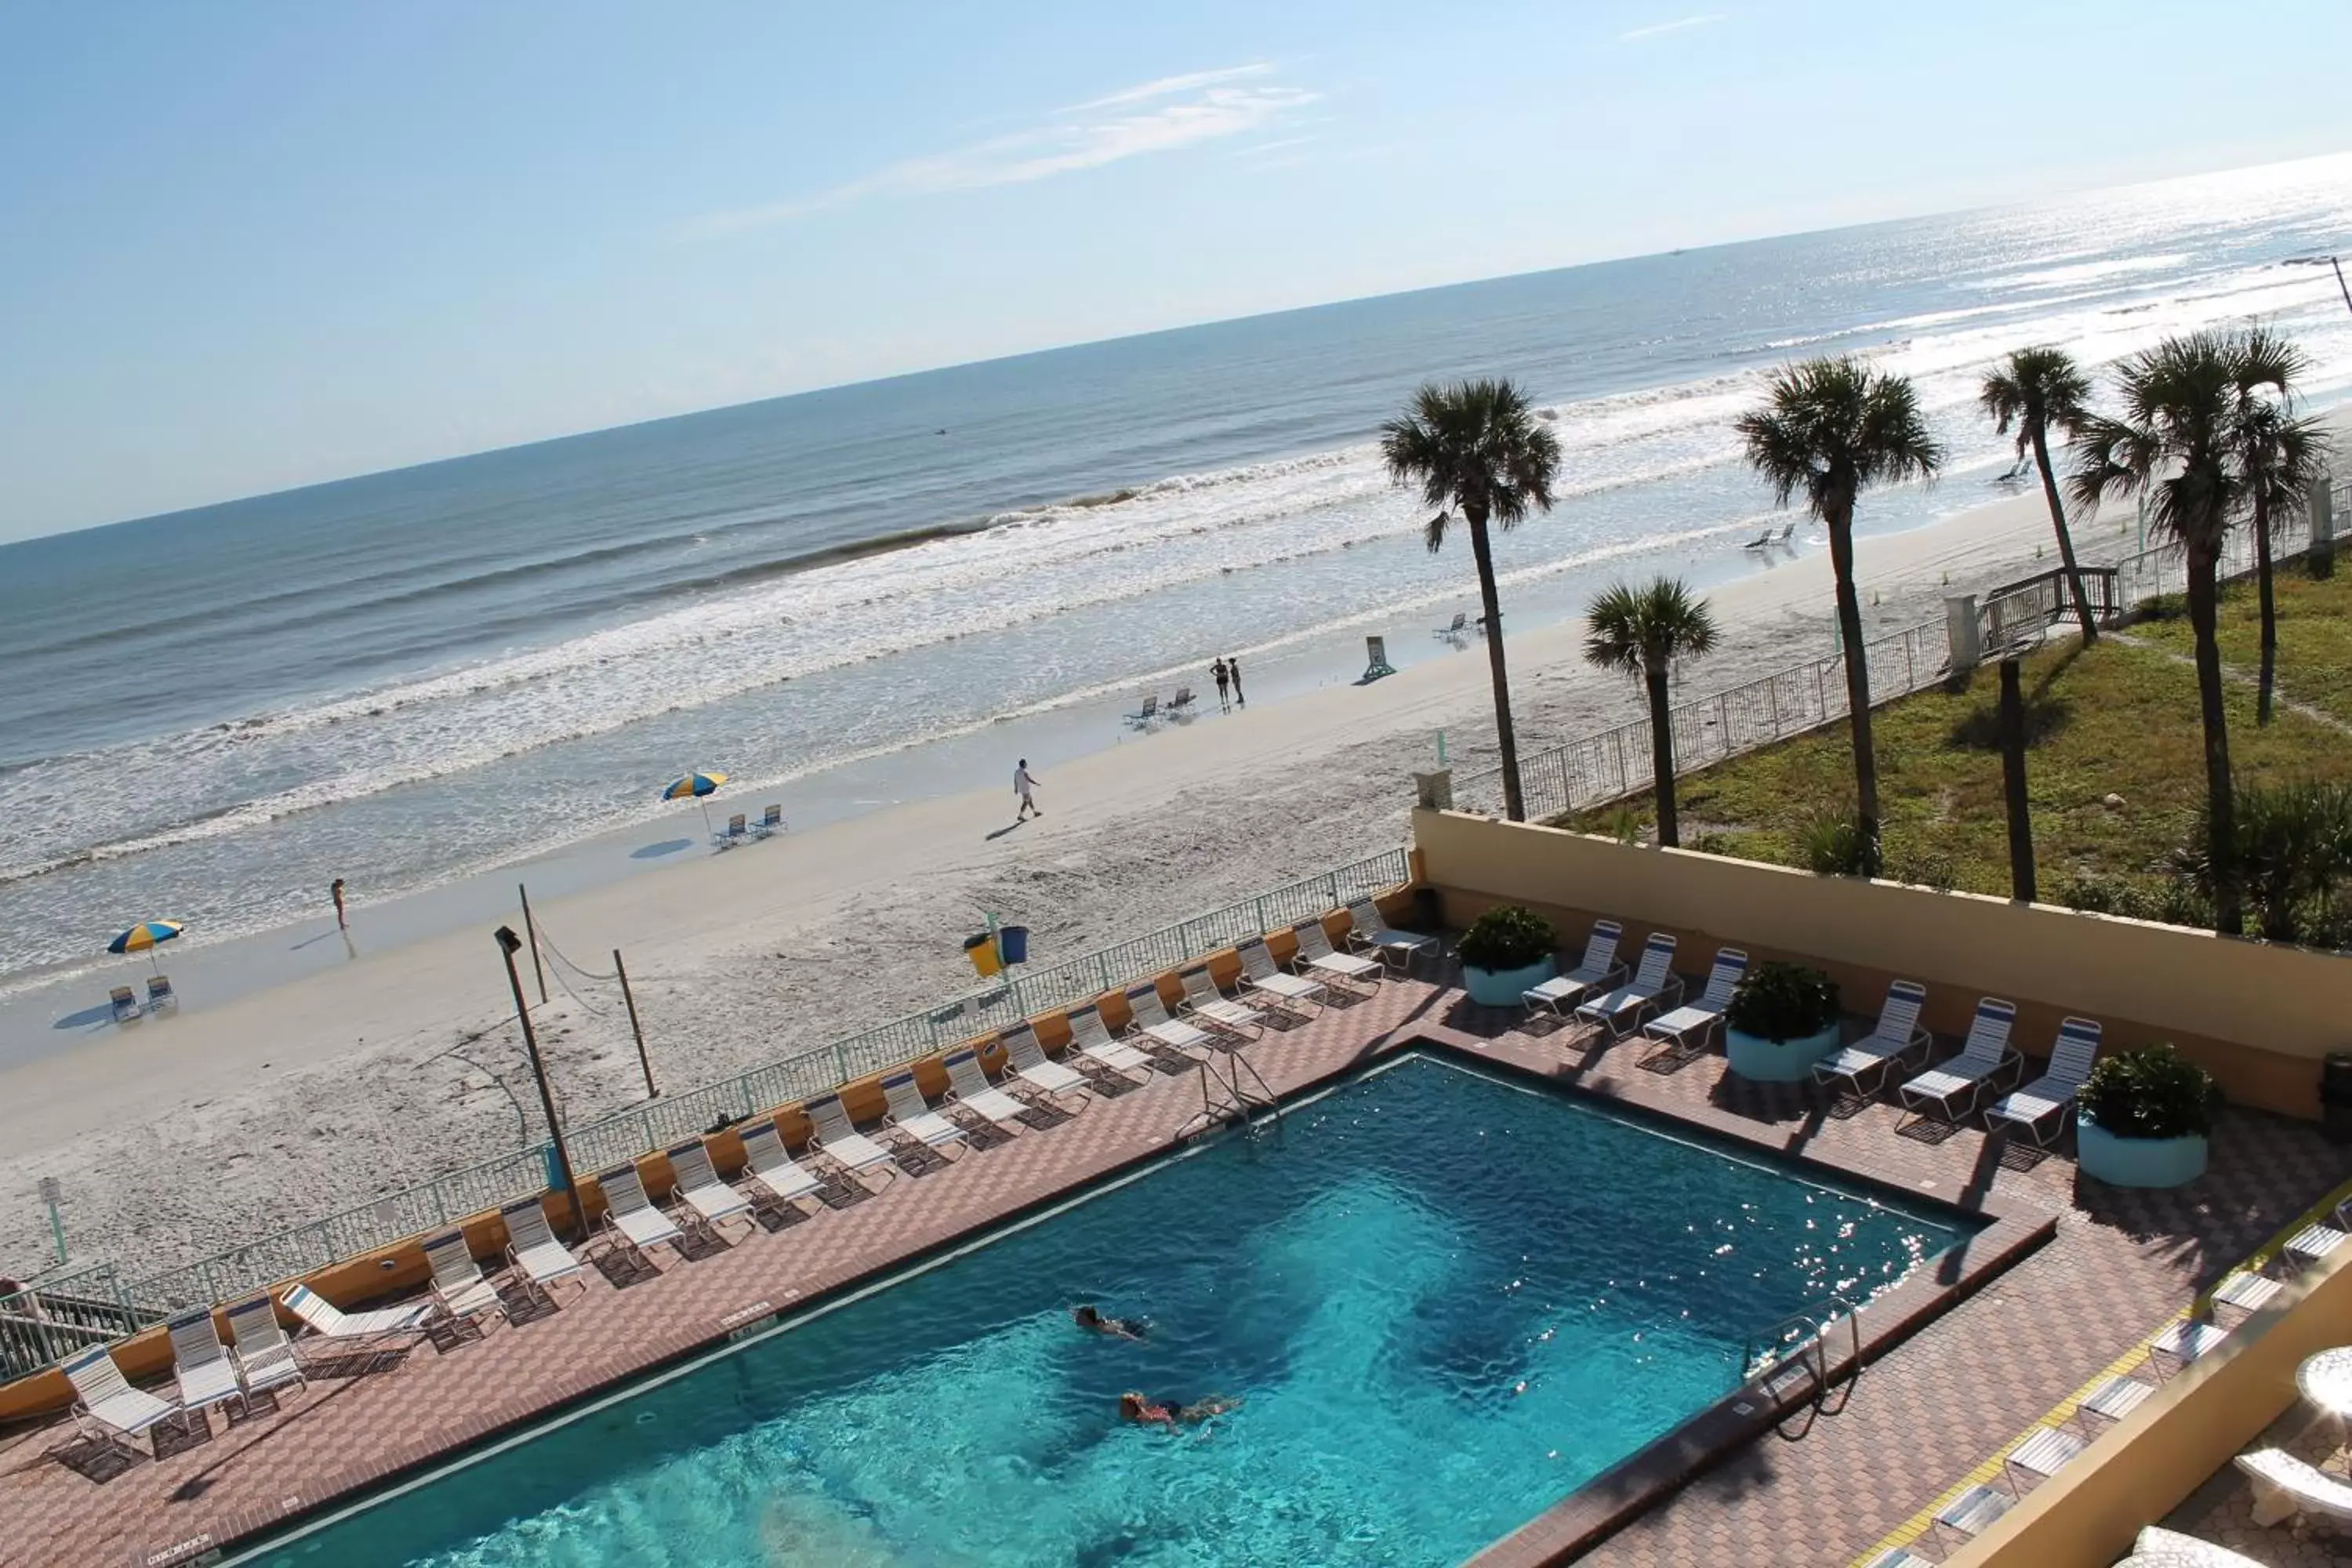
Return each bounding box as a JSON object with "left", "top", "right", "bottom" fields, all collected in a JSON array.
[
  {"left": 997, "top": 925, "right": 1029, "bottom": 965},
  {"left": 540, "top": 1144, "right": 569, "bottom": 1193},
  {"left": 2323, "top": 1054, "right": 2352, "bottom": 1145},
  {"left": 964, "top": 931, "right": 1004, "bottom": 978}
]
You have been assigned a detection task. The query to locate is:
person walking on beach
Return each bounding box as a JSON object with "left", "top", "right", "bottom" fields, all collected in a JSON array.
[
  {"left": 1013, "top": 759, "right": 1042, "bottom": 822},
  {"left": 331, "top": 877, "right": 348, "bottom": 931},
  {"left": 1211, "top": 659, "right": 1231, "bottom": 712},
  {"left": 1226, "top": 656, "right": 1245, "bottom": 707}
]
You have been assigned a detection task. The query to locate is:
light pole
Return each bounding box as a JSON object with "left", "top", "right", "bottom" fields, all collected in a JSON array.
[{"left": 495, "top": 925, "right": 583, "bottom": 1240}]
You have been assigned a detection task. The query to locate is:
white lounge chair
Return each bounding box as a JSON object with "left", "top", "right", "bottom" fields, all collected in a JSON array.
[
  {"left": 2149, "top": 1318, "right": 2230, "bottom": 1374},
  {"left": 1346, "top": 898, "right": 1439, "bottom": 975},
  {"left": 736, "top": 1120, "right": 827, "bottom": 1204},
  {"left": 2238, "top": 1447, "right": 2352, "bottom": 1527},
  {"left": 1290, "top": 919, "right": 1382, "bottom": 988},
  {"left": 1068, "top": 1005, "right": 1154, "bottom": 1076},
  {"left": 1896, "top": 997, "right": 2020, "bottom": 1124},
  {"left": 1237, "top": 938, "right": 1323, "bottom": 1013},
  {"left": 595, "top": 1163, "right": 686, "bottom": 1258},
  {"left": 1642, "top": 947, "right": 1746, "bottom": 1054},
  {"left": 1984, "top": 1017, "right": 2103, "bottom": 1146},
  {"left": 167, "top": 1309, "right": 244, "bottom": 1423},
  {"left": 280, "top": 1283, "right": 435, "bottom": 1352},
  {"left": 666, "top": 1139, "right": 756, "bottom": 1235},
  {"left": 1932, "top": 1483, "right": 2013, "bottom": 1549},
  {"left": 1573, "top": 933, "right": 1682, "bottom": 1038},
  {"left": 942, "top": 1047, "right": 1030, "bottom": 1131},
  {"left": 61, "top": 1345, "right": 180, "bottom": 1450},
  {"left": 1125, "top": 983, "right": 1214, "bottom": 1054},
  {"left": 1523, "top": 920, "right": 1625, "bottom": 1020},
  {"left": 880, "top": 1069, "right": 966, "bottom": 1150},
  {"left": 1178, "top": 966, "right": 1263, "bottom": 1039},
  {"left": 998, "top": 1022, "right": 1091, "bottom": 1100},
  {"left": 499, "top": 1197, "right": 588, "bottom": 1298},
  {"left": 421, "top": 1231, "right": 504, "bottom": 1320},
  {"left": 1436, "top": 612, "right": 1468, "bottom": 637},
  {"left": 2281, "top": 1200, "right": 2352, "bottom": 1273},
  {"left": 1813, "top": 979, "right": 1933, "bottom": 1097},
  {"left": 2002, "top": 1424, "right": 2085, "bottom": 1491},
  {"left": 223, "top": 1295, "right": 307, "bottom": 1400},
  {"left": 804, "top": 1092, "right": 902, "bottom": 1182}
]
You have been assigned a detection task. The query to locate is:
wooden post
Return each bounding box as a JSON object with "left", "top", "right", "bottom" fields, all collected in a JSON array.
[
  {"left": 517, "top": 883, "right": 548, "bottom": 1006},
  {"left": 1998, "top": 659, "right": 2037, "bottom": 904},
  {"left": 615, "top": 949, "right": 655, "bottom": 1098}
]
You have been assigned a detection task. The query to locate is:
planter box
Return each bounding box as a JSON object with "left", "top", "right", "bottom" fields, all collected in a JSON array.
[
  {"left": 1465, "top": 956, "right": 1556, "bottom": 1008},
  {"left": 1725, "top": 1022, "right": 1842, "bottom": 1083},
  {"left": 2077, "top": 1121, "right": 2208, "bottom": 1188}
]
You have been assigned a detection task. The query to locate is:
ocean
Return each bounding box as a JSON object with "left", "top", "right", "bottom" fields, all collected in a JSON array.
[{"left": 4, "top": 153, "right": 2350, "bottom": 992}]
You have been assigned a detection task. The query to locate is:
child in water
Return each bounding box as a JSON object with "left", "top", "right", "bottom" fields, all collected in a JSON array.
[
  {"left": 1119, "top": 1392, "right": 1244, "bottom": 1428},
  {"left": 1071, "top": 1303, "right": 1147, "bottom": 1341}
]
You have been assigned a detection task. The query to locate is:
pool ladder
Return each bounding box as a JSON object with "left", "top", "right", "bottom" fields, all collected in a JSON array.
[
  {"left": 1740, "top": 1294, "right": 1860, "bottom": 1440},
  {"left": 1175, "top": 1047, "right": 1283, "bottom": 1146}
]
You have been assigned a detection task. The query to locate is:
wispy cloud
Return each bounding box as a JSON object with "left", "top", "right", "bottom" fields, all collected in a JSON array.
[
  {"left": 1617, "top": 13, "right": 1722, "bottom": 42},
  {"left": 691, "top": 65, "right": 1314, "bottom": 236}
]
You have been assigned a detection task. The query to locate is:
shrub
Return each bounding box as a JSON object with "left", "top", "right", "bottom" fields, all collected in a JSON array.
[
  {"left": 1888, "top": 851, "right": 1957, "bottom": 892},
  {"left": 2175, "top": 779, "right": 2352, "bottom": 940},
  {"left": 1724, "top": 960, "right": 1841, "bottom": 1043},
  {"left": 1690, "top": 831, "right": 1733, "bottom": 857},
  {"left": 1799, "top": 805, "right": 1871, "bottom": 877},
  {"left": 1457, "top": 906, "right": 1556, "bottom": 972},
  {"left": 2078, "top": 1044, "right": 2220, "bottom": 1141}
]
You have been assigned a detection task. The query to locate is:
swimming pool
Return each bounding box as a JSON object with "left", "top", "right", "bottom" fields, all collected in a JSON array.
[{"left": 240, "top": 1055, "right": 1969, "bottom": 1567}]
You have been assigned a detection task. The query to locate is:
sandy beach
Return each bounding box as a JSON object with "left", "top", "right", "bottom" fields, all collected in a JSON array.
[{"left": 0, "top": 485, "right": 2135, "bottom": 1279}]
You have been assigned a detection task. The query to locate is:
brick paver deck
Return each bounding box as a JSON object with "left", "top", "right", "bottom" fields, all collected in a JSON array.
[{"left": 0, "top": 975, "right": 2338, "bottom": 1568}]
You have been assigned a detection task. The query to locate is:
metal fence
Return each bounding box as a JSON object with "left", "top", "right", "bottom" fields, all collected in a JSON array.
[
  {"left": 1455, "top": 619, "right": 1947, "bottom": 821},
  {"left": 2110, "top": 496, "right": 2318, "bottom": 615},
  {"left": 0, "top": 845, "right": 1411, "bottom": 1383}
]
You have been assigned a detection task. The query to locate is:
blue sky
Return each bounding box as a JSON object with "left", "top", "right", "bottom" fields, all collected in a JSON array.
[{"left": 3, "top": 0, "right": 2350, "bottom": 540}]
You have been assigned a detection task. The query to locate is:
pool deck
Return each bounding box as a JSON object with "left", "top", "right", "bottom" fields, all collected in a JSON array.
[{"left": 0, "top": 974, "right": 2340, "bottom": 1568}]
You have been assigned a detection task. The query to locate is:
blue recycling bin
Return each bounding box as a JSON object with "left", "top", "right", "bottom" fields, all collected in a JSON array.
[
  {"left": 541, "top": 1143, "right": 569, "bottom": 1193},
  {"left": 998, "top": 925, "right": 1029, "bottom": 964}
]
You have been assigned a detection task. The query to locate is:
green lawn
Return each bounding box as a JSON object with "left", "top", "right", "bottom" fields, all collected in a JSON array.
[
  {"left": 1560, "top": 614, "right": 2352, "bottom": 905},
  {"left": 2129, "top": 561, "right": 2352, "bottom": 730}
]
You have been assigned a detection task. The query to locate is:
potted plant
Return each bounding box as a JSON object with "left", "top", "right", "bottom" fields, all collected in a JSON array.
[
  {"left": 1723, "top": 961, "right": 1843, "bottom": 1081},
  {"left": 1458, "top": 906, "right": 1557, "bottom": 1007},
  {"left": 2076, "top": 1044, "right": 2220, "bottom": 1188}
]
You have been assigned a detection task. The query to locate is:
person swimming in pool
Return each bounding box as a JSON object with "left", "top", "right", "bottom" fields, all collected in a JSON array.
[
  {"left": 1072, "top": 1304, "right": 1147, "bottom": 1341},
  {"left": 1119, "top": 1391, "right": 1243, "bottom": 1427}
]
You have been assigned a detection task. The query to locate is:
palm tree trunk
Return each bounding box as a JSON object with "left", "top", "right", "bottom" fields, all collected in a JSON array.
[
  {"left": 1466, "top": 510, "right": 1524, "bottom": 821},
  {"left": 2186, "top": 542, "right": 2243, "bottom": 935},
  {"left": 1825, "top": 506, "right": 1882, "bottom": 874},
  {"left": 1998, "top": 657, "right": 2035, "bottom": 902},
  {"left": 2254, "top": 491, "right": 2277, "bottom": 726},
  {"left": 2030, "top": 424, "right": 2097, "bottom": 645},
  {"left": 1646, "top": 662, "right": 1678, "bottom": 848}
]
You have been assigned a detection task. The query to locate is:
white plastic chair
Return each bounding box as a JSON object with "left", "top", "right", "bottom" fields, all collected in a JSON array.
[
  {"left": 1573, "top": 933, "right": 1682, "bottom": 1038},
  {"left": 1523, "top": 920, "right": 1625, "bottom": 1019},
  {"left": 1896, "top": 997, "right": 2020, "bottom": 1124},
  {"left": 1984, "top": 1018, "right": 2103, "bottom": 1145},
  {"left": 943, "top": 1047, "right": 1030, "bottom": 1131},
  {"left": 1812, "top": 980, "right": 1933, "bottom": 1097},
  {"left": 880, "top": 1069, "right": 966, "bottom": 1150}
]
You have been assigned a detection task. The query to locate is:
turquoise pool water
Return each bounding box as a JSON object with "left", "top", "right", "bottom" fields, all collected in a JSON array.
[{"left": 244, "top": 1057, "right": 1968, "bottom": 1567}]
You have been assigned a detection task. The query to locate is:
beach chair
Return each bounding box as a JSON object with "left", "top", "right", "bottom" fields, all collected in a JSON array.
[
  {"left": 752, "top": 804, "right": 785, "bottom": 839},
  {"left": 1896, "top": 997, "right": 2021, "bottom": 1125},
  {"left": 1290, "top": 919, "right": 1382, "bottom": 989},
  {"left": 1742, "top": 527, "right": 1775, "bottom": 549},
  {"left": 109, "top": 986, "right": 140, "bottom": 1025},
  {"left": 1237, "top": 938, "right": 1323, "bottom": 1013},
  {"left": 714, "top": 812, "right": 749, "bottom": 848},
  {"left": 1068, "top": 1005, "right": 1155, "bottom": 1076},
  {"left": 2274, "top": 1196, "right": 2352, "bottom": 1274},
  {"left": 223, "top": 1295, "right": 306, "bottom": 1401},
  {"left": 595, "top": 1163, "right": 686, "bottom": 1260},
  {"left": 1126, "top": 693, "right": 1159, "bottom": 728},
  {"left": 1930, "top": 1484, "right": 2012, "bottom": 1552},
  {"left": 1178, "top": 966, "right": 1263, "bottom": 1040},
  {"left": 1813, "top": 980, "right": 1933, "bottom": 1098},
  {"left": 1984, "top": 1018, "right": 2103, "bottom": 1146},
  {"left": 1436, "top": 612, "right": 1468, "bottom": 637},
  {"left": 665, "top": 1140, "right": 756, "bottom": 1237},
  {"left": 942, "top": 1048, "right": 1030, "bottom": 1131},
  {"left": 1171, "top": 685, "right": 1196, "bottom": 711},
  {"left": 145, "top": 975, "right": 176, "bottom": 1014},
  {"left": 1642, "top": 947, "right": 1747, "bottom": 1054},
  {"left": 880, "top": 1069, "right": 966, "bottom": 1151},
  {"left": 280, "top": 1283, "right": 435, "bottom": 1354},
  {"left": 1573, "top": 933, "right": 1682, "bottom": 1039},
  {"left": 2238, "top": 1448, "right": 2352, "bottom": 1528},
  {"left": 1346, "top": 898, "right": 1439, "bottom": 975},
  {"left": 1523, "top": 920, "right": 1626, "bottom": 1020},
  {"left": 498, "top": 1197, "right": 588, "bottom": 1300},
  {"left": 736, "top": 1119, "right": 827, "bottom": 1206},
  {"left": 2002, "top": 1424, "right": 2086, "bottom": 1491},
  {"left": 167, "top": 1308, "right": 245, "bottom": 1424},
  {"left": 61, "top": 1345, "right": 180, "bottom": 1451},
  {"left": 996, "top": 1022, "right": 1090, "bottom": 1100},
  {"left": 1124, "top": 983, "right": 1214, "bottom": 1054},
  {"left": 804, "top": 1093, "right": 901, "bottom": 1183},
  {"left": 419, "top": 1232, "right": 503, "bottom": 1321}
]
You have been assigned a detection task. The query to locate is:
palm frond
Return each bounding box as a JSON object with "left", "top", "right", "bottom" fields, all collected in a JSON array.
[
  {"left": 1737, "top": 355, "right": 1943, "bottom": 524},
  {"left": 1979, "top": 345, "right": 2092, "bottom": 457},
  {"left": 1379, "top": 378, "right": 1563, "bottom": 551},
  {"left": 1582, "top": 577, "right": 1719, "bottom": 676}
]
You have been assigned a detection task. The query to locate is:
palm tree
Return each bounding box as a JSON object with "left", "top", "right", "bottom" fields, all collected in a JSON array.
[
  {"left": 1381, "top": 379, "right": 1563, "bottom": 821},
  {"left": 2232, "top": 328, "right": 2330, "bottom": 724},
  {"left": 2069, "top": 328, "right": 2295, "bottom": 935},
  {"left": 1583, "top": 577, "right": 1719, "bottom": 848},
  {"left": 1737, "top": 357, "right": 1944, "bottom": 873},
  {"left": 1980, "top": 346, "right": 2099, "bottom": 644}
]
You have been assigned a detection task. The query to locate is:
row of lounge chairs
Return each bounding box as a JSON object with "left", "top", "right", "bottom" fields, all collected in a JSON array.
[
  {"left": 1519, "top": 916, "right": 2108, "bottom": 1142},
  {"left": 712, "top": 804, "right": 786, "bottom": 848}
]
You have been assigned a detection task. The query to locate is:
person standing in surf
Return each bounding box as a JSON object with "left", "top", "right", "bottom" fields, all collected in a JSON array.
[
  {"left": 1211, "top": 659, "right": 1230, "bottom": 712},
  {"left": 1013, "top": 758, "right": 1043, "bottom": 822},
  {"left": 1226, "top": 656, "right": 1245, "bottom": 707},
  {"left": 331, "top": 877, "right": 349, "bottom": 930}
]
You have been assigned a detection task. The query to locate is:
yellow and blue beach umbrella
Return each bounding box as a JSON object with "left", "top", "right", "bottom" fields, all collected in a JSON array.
[
  {"left": 659, "top": 769, "right": 728, "bottom": 837},
  {"left": 107, "top": 919, "right": 183, "bottom": 972}
]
